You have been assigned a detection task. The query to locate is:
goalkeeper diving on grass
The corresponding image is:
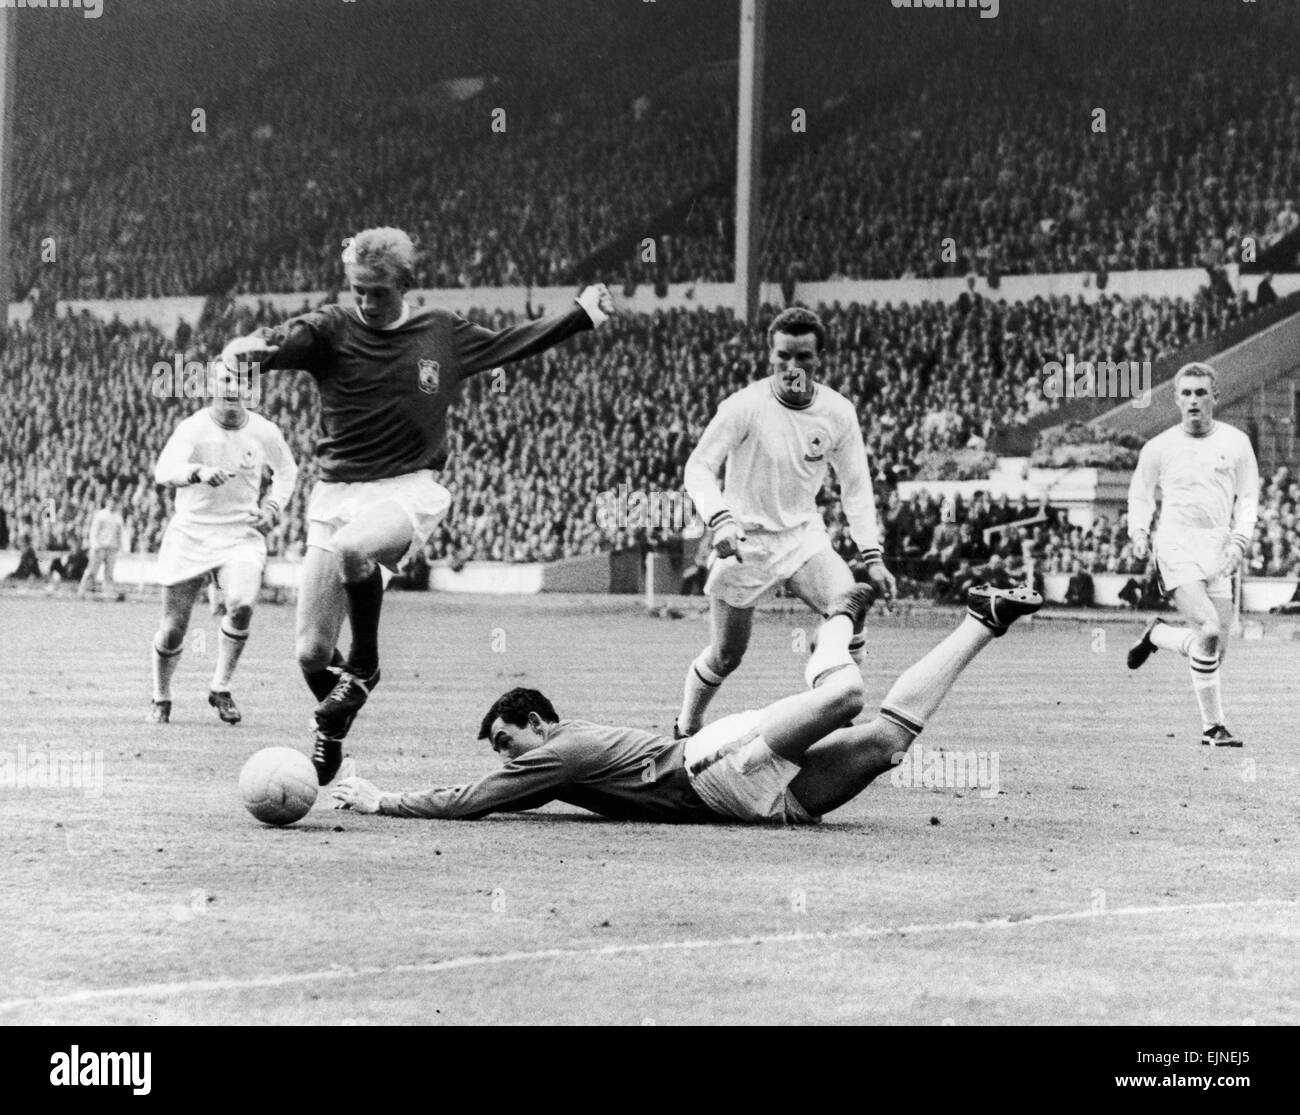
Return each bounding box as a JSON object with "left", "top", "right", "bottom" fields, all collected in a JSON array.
[{"left": 331, "top": 584, "right": 1042, "bottom": 824}]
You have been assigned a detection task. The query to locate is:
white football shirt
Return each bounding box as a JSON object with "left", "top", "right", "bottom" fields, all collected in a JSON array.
[
  {"left": 1127, "top": 420, "right": 1259, "bottom": 548},
  {"left": 684, "top": 378, "right": 881, "bottom": 554},
  {"left": 154, "top": 409, "right": 298, "bottom": 530}
]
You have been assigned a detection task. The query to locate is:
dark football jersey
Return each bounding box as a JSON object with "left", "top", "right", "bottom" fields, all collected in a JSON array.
[
  {"left": 261, "top": 303, "right": 593, "bottom": 482},
  {"left": 378, "top": 719, "right": 721, "bottom": 823}
]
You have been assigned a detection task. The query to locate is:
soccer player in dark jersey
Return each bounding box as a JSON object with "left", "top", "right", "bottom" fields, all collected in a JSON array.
[
  {"left": 221, "top": 227, "right": 615, "bottom": 783},
  {"left": 331, "top": 584, "right": 1042, "bottom": 823}
]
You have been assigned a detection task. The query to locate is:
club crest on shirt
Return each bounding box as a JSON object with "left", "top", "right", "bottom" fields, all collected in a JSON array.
[
  {"left": 417, "top": 359, "right": 440, "bottom": 395},
  {"left": 239, "top": 448, "right": 257, "bottom": 471},
  {"left": 803, "top": 432, "right": 827, "bottom": 463}
]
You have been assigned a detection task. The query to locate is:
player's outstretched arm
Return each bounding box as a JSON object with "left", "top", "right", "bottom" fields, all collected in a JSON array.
[
  {"left": 333, "top": 745, "right": 571, "bottom": 820},
  {"left": 221, "top": 318, "right": 325, "bottom": 375},
  {"left": 452, "top": 283, "right": 614, "bottom": 378}
]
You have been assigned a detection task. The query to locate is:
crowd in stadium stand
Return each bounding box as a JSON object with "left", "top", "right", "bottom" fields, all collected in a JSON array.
[
  {"left": 3, "top": 0, "right": 1296, "bottom": 607},
  {"left": 4, "top": 282, "right": 1287, "bottom": 602},
  {"left": 12, "top": 0, "right": 1300, "bottom": 301}
]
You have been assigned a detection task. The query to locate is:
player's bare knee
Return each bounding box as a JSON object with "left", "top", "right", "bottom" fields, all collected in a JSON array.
[
  {"left": 296, "top": 638, "right": 333, "bottom": 672},
  {"left": 226, "top": 602, "right": 254, "bottom": 628},
  {"left": 156, "top": 621, "right": 186, "bottom": 651},
  {"left": 825, "top": 669, "right": 866, "bottom": 722},
  {"left": 709, "top": 645, "right": 745, "bottom": 676},
  {"left": 334, "top": 539, "right": 375, "bottom": 581},
  {"left": 830, "top": 684, "right": 865, "bottom": 726}
]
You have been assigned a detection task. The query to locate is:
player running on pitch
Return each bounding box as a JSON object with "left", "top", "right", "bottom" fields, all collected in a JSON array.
[
  {"left": 221, "top": 227, "right": 615, "bottom": 783},
  {"left": 150, "top": 362, "right": 298, "bottom": 724},
  {"left": 331, "top": 584, "right": 1040, "bottom": 823},
  {"left": 674, "top": 306, "right": 895, "bottom": 739},
  {"left": 1125, "top": 361, "right": 1259, "bottom": 747}
]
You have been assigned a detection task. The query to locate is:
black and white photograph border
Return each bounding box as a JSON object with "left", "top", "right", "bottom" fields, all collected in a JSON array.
[{"left": 0, "top": 0, "right": 1295, "bottom": 1066}]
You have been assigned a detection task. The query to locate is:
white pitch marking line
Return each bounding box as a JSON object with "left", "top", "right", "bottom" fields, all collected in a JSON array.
[{"left": 1, "top": 896, "right": 1295, "bottom": 1013}]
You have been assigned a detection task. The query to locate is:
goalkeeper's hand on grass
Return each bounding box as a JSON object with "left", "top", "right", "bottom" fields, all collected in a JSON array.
[{"left": 331, "top": 776, "right": 381, "bottom": 814}]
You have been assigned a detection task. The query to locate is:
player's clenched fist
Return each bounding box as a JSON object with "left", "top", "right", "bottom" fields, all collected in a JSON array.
[
  {"left": 577, "top": 283, "right": 616, "bottom": 326},
  {"left": 191, "top": 466, "right": 233, "bottom": 487},
  {"left": 1218, "top": 538, "right": 1246, "bottom": 577},
  {"left": 253, "top": 501, "right": 281, "bottom": 535},
  {"left": 220, "top": 330, "right": 279, "bottom": 372},
  {"left": 864, "top": 560, "right": 897, "bottom": 601},
  {"left": 712, "top": 518, "right": 746, "bottom": 562},
  {"left": 1131, "top": 529, "right": 1150, "bottom": 561}
]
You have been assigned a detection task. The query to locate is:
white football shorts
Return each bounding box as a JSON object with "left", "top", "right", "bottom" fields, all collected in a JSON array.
[
  {"left": 684, "top": 710, "right": 820, "bottom": 825},
  {"left": 156, "top": 521, "right": 267, "bottom": 587},
  {"left": 704, "top": 520, "right": 840, "bottom": 610},
  {"left": 306, "top": 469, "right": 452, "bottom": 566},
  {"left": 1155, "top": 526, "right": 1232, "bottom": 599}
]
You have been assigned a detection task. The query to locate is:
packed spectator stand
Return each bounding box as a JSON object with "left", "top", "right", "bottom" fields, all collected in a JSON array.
[{"left": 3, "top": 0, "right": 1299, "bottom": 602}]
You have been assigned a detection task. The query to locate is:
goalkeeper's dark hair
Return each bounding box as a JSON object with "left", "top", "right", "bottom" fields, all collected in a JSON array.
[
  {"left": 767, "top": 306, "right": 827, "bottom": 354},
  {"left": 478, "top": 687, "right": 560, "bottom": 740}
]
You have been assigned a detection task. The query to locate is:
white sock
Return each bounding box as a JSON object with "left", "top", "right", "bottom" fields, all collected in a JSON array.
[
  {"left": 211, "top": 621, "right": 250, "bottom": 693},
  {"left": 152, "top": 635, "right": 182, "bottom": 702},
  {"left": 678, "top": 652, "right": 726, "bottom": 734},
  {"left": 805, "top": 615, "right": 854, "bottom": 688},
  {"left": 879, "top": 616, "right": 991, "bottom": 727},
  {"left": 1150, "top": 623, "right": 1195, "bottom": 656},
  {"left": 1189, "top": 650, "right": 1224, "bottom": 729}
]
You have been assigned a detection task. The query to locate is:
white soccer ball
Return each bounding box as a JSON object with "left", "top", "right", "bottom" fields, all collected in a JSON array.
[{"left": 239, "top": 747, "right": 318, "bottom": 826}]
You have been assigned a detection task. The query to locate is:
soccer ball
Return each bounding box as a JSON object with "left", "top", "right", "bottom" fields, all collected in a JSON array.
[{"left": 239, "top": 747, "right": 318, "bottom": 826}]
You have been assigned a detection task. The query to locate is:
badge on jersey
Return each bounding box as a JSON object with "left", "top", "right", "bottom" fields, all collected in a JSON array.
[
  {"left": 803, "top": 432, "right": 828, "bottom": 463},
  {"left": 417, "top": 359, "right": 440, "bottom": 395}
]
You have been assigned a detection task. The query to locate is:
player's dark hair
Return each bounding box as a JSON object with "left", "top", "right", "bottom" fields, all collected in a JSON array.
[
  {"left": 478, "top": 687, "right": 559, "bottom": 740},
  {"left": 767, "top": 306, "right": 827, "bottom": 354}
]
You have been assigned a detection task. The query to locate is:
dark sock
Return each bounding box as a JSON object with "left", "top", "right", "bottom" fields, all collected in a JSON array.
[
  {"left": 303, "top": 648, "right": 345, "bottom": 701},
  {"left": 343, "top": 568, "right": 384, "bottom": 677}
]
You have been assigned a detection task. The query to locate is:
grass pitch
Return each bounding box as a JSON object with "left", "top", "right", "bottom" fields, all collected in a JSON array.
[{"left": 1, "top": 592, "right": 1297, "bottom": 1025}]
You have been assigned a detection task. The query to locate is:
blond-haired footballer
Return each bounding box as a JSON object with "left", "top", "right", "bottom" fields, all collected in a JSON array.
[
  {"left": 221, "top": 228, "right": 615, "bottom": 783},
  {"left": 674, "top": 307, "right": 896, "bottom": 738},
  {"left": 1125, "top": 362, "right": 1259, "bottom": 746}
]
